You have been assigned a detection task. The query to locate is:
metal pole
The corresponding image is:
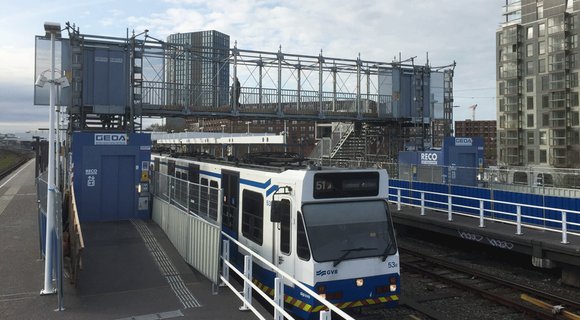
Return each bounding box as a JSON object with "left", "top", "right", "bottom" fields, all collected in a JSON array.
[
  {"left": 479, "top": 199, "right": 485, "bottom": 228},
  {"left": 420, "top": 192, "right": 425, "bottom": 216},
  {"left": 397, "top": 189, "right": 401, "bottom": 211},
  {"left": 233, "top": 44, "right": 238, "bottom": 114},
  {"left": 516, "top": 205, "right": 523, "bottom": 235},
  {"left": 221, "top": 239, "right": 230, "bottom": 284},
  {"left": 319, "top": 51, "right": 323, "bottom": 116},
  {"left": 356, "top": 56, "right": 361, "bottom": 117},
  {"left": 447, "top": 195, "right": 453, "bottom": 221},
  {"left": 274, "top": 277, "right": 284, "bottom": 320},
  {"left": 561, "top": 211, "right": 569, "bottom": 244},
  {"left": 42, "top": 29, "right": 57, "bottom": 296},
  {"left": 332, "top": 65, "right": 337, "bottom": 112},
  {"left": 277, "top": 47, "right": 283, "bottom": 116},
  {"left": 297, "top": 60, "right": 301, "bottom": 112},
  {"left": 239, "top": 255, "right": 252, "bottom": 311},
  {"left": 258, "top": 56, "right": 263, "bottom": 108}
]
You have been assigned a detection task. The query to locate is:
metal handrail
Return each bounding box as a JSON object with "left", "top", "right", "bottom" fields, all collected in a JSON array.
[{"left": 389, "top": 186, "right": 580, "bottom": 244}]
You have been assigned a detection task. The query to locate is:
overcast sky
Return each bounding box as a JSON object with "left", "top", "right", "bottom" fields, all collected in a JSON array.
[{"left": 0, "top": 0, "right": 502, "bottom": 133}]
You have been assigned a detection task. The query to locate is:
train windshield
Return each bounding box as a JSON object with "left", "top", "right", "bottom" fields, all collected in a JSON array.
[{"left": 301, "top": 200, "right": 397, "bottom": 264}]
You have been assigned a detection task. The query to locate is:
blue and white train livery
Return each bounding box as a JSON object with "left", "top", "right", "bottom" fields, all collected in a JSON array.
[{"left": 152, "top": 154, "right": 400, "bottom": 319}]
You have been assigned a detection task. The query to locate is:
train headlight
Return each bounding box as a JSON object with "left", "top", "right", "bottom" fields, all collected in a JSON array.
[
  {"left": 356, "top": 278, "right": 364, "bottom": 287},
  {"left": 389, "top": 277, "right": 397, "bottom": 292}
]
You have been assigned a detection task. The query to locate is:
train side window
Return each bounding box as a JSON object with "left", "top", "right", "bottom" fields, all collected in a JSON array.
[
  {"left": 209, "top": 180, "right": 218, "bottom": 220},
  {"left": 242, "top": 190, "right": 263, "bottom": 245},
  {"left": 296, "top": 212, "right": 311, "bottom": 261},
  {"left": 200, "top": 178, "right": 209, "bottom": 214},
  {"left": 278, "top": 199, "right": 291, "bottom": 255}
]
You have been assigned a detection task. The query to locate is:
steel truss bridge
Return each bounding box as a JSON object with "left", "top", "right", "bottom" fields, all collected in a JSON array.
[{"left": 41, "top": 23, "right": 455, "bottom": 134}]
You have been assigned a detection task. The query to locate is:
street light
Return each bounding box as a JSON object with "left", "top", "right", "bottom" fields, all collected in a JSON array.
[{"left": 38, "top": 21, "right": 61, "bottom": 296}]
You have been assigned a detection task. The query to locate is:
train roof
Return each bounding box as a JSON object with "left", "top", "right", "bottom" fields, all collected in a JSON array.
[{"left": 153, "top": 152, "right": 388, "bottom": 175}]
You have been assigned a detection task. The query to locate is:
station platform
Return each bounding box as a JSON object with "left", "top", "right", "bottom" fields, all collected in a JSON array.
[
  {"left": 0, "top": 161, "right": 263, "bottom": 320},
  {"left": 390, "top": 203, "right": 580, "bottom": 286}
]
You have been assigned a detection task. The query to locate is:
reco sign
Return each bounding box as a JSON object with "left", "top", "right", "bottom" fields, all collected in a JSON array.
[
  {"left": 94, "top": 133, "right": 128, "bottom": 145},
  {"left": 420, "top": 152, "right": 438, "bottom": 164}
]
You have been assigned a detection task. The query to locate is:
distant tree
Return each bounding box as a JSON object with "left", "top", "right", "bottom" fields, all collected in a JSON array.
[{"left": 145, "top": 123, "right": 166, "bottom": 132}]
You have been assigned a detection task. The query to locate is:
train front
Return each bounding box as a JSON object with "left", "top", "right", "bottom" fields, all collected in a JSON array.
[{"left": 291, "top": 169, "right": 400, "bottom": 318}]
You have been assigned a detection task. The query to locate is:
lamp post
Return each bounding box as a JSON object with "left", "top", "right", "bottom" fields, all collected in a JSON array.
[{"left": 40, "top": 21, "right": 61, "bottom": 296}]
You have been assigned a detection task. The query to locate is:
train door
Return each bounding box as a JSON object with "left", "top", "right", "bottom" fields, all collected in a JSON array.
[
  {"left": 188, "top": 163, "right": 199, "bottom": 214},
  {"left": 273, "top": 196, "right": 295, "bottom": 286},
  {"left": 221, "top": 170, "right": 239, "bottom": 237}
]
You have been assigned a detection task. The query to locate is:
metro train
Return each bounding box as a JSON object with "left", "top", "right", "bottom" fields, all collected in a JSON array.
[{"left": 152, "top": 154, "right": 400, "bottom": 319}]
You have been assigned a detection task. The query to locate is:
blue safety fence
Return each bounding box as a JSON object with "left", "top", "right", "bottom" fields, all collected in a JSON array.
[{"left": 388, "top": 179, "right": 580, "bottom": 232}]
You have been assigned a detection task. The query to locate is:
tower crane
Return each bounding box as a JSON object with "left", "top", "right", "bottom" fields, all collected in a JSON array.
[{"left": 468, "top": 104, "right": 478, "bottom": 121}]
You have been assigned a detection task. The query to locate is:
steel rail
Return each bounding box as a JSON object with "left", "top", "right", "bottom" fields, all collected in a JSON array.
[{"left": 400, "top": 247, "right": 579, "bottom": 319}]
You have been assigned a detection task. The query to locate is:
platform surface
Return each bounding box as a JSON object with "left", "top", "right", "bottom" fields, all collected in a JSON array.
[{"left": 0, "top": 160, "right": 263, "bottom": 320}]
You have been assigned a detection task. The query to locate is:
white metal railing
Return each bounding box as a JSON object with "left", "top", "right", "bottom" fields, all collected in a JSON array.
[
  {"left": 220, "top": 232, "right": 353, "bottom": 320},
  {"left": 390, "top": 186, "right": 580, "bottom": 244}
]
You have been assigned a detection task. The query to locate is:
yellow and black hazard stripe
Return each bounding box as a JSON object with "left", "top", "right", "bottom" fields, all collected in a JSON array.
[{"left": 251, "top": 278, "right": 399, "bottom": 313}]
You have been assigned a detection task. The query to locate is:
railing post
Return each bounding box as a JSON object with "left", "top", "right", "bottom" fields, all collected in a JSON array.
[
  {"left": 420, "top": 192, "right": 425, "bottom": 216},
  {"left": 239, "top": 255, "right": 252, "bottom": 311},
  {"left": 447, "top": 195, "right": 453, "bottom": 221},
  {"left": 221, "top": 239, "right": 229, "bottom": 285},
  {"left": 320, "top": 310, "right": 331, "bottom": 320},
  {"left": 397, "top": 189, "right": 401, "bottom": 211},
  {"left": 479, "top": 200, "right": 485, "bottom": 228},
  {"left": 274, "top": 276, "right": 284, "bottom": 320},
  {"left": 561, "top": 211, "right": 569, "bottom": 244},
  {"left": 515, "top": 205, "right": 523, "bottom": 235}
]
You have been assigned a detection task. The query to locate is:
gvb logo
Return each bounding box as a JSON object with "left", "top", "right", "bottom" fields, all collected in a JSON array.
[{"left": 316, "top": 269, "right": 338, "bottom": 277}]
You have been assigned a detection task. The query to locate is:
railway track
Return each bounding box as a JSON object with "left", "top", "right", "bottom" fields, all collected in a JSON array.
[
  {"left": 0, "top": 150, "right": 30, "bottom": 179},
  {"left": 399, "top": 246, "right": 580, "bottom": 320}
]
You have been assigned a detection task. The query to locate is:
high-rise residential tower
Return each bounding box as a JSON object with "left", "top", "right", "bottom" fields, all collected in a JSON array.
[
  {"left": 166, "top": 31, "right": 230, "bottom": 109},
  {"left": 497, "top": 0, "right": 580, "bottom": 167}
]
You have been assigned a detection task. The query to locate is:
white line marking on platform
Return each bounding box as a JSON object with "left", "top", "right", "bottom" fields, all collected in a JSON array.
[{"left": 0, "top": 160, "right": 33, "bottom": 190}]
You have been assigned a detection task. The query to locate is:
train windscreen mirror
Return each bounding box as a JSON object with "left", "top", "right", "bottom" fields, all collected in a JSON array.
[{"left": 271, "top": 201, "right": 282, "bottom": 223}]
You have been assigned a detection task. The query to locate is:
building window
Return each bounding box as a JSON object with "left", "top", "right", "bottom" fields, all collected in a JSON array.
[
  {"left": 539, "top": 23, "right": 546, "bottom": 36},
  {"left": 541, "top": 76, "right": 549, "bottom": 91},
  {"left": 526, "top": 78, "right": 533, "bottom": 92},
  {"left": 540, "top": 150, "right": 547, "bottom": 163},
  {"left": 538, "top": 59, "right": 546, "bottom": 73},
  {"left": 527, "top": 26, "right": 533, "bottom": 39},
  {"left": 527, "top": 96, "right": 534, "bottom": 110},
  {"left": 527, "top": 114, "right": 534, "bottom": 127},
  {"left": 540, "top": 131, "right": 547, "bottom": 145},
  {"left": 572, "top": 73, "right": 579, "bottom": 87},
  {"left": 572, "top": 111, "right": 580, "bottom": 126},
  {"left": 542, "top": 114, "right": 550, "bottom": 127},
  {"left": 527, "top": 132, "right": 535, "bottom": 145},
  {"left": 499, "top": 82, "right": 505, "bottom": 95},
  {"left": 242, "top": 190, "right": 264, "bottom": 245},
  {"left": 527, "top": 61, "right": 534, "bottom": 75},
  {"left": 538, "top": 4, "right": 543, "bottom": 19},
  {"left": 528, "top": 150, "right": 535, "bottom": 163},
  {"left": 539, "top": 41, "right": 546, "bottom": 55},
  {"left": 527, "top": 44, "right": 534, "bottom": 57},
  {"left": 542, "top": 95, "right": 549, "bottom": 108},
  {"left": 572, "top": 92, "right": 579, "bottom": 107}
]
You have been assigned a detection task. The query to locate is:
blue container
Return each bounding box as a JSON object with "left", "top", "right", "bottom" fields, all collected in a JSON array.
[{"left": 72, "top": 132, "right": 151, "bottom": 222}]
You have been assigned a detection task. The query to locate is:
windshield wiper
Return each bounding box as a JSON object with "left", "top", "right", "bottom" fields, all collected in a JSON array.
[
  {"left": 380, "top": 241, "right": 395, "bottom": 262},
  {"left": 333, "top": 247, "right": 377, "bottom": 267}
]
